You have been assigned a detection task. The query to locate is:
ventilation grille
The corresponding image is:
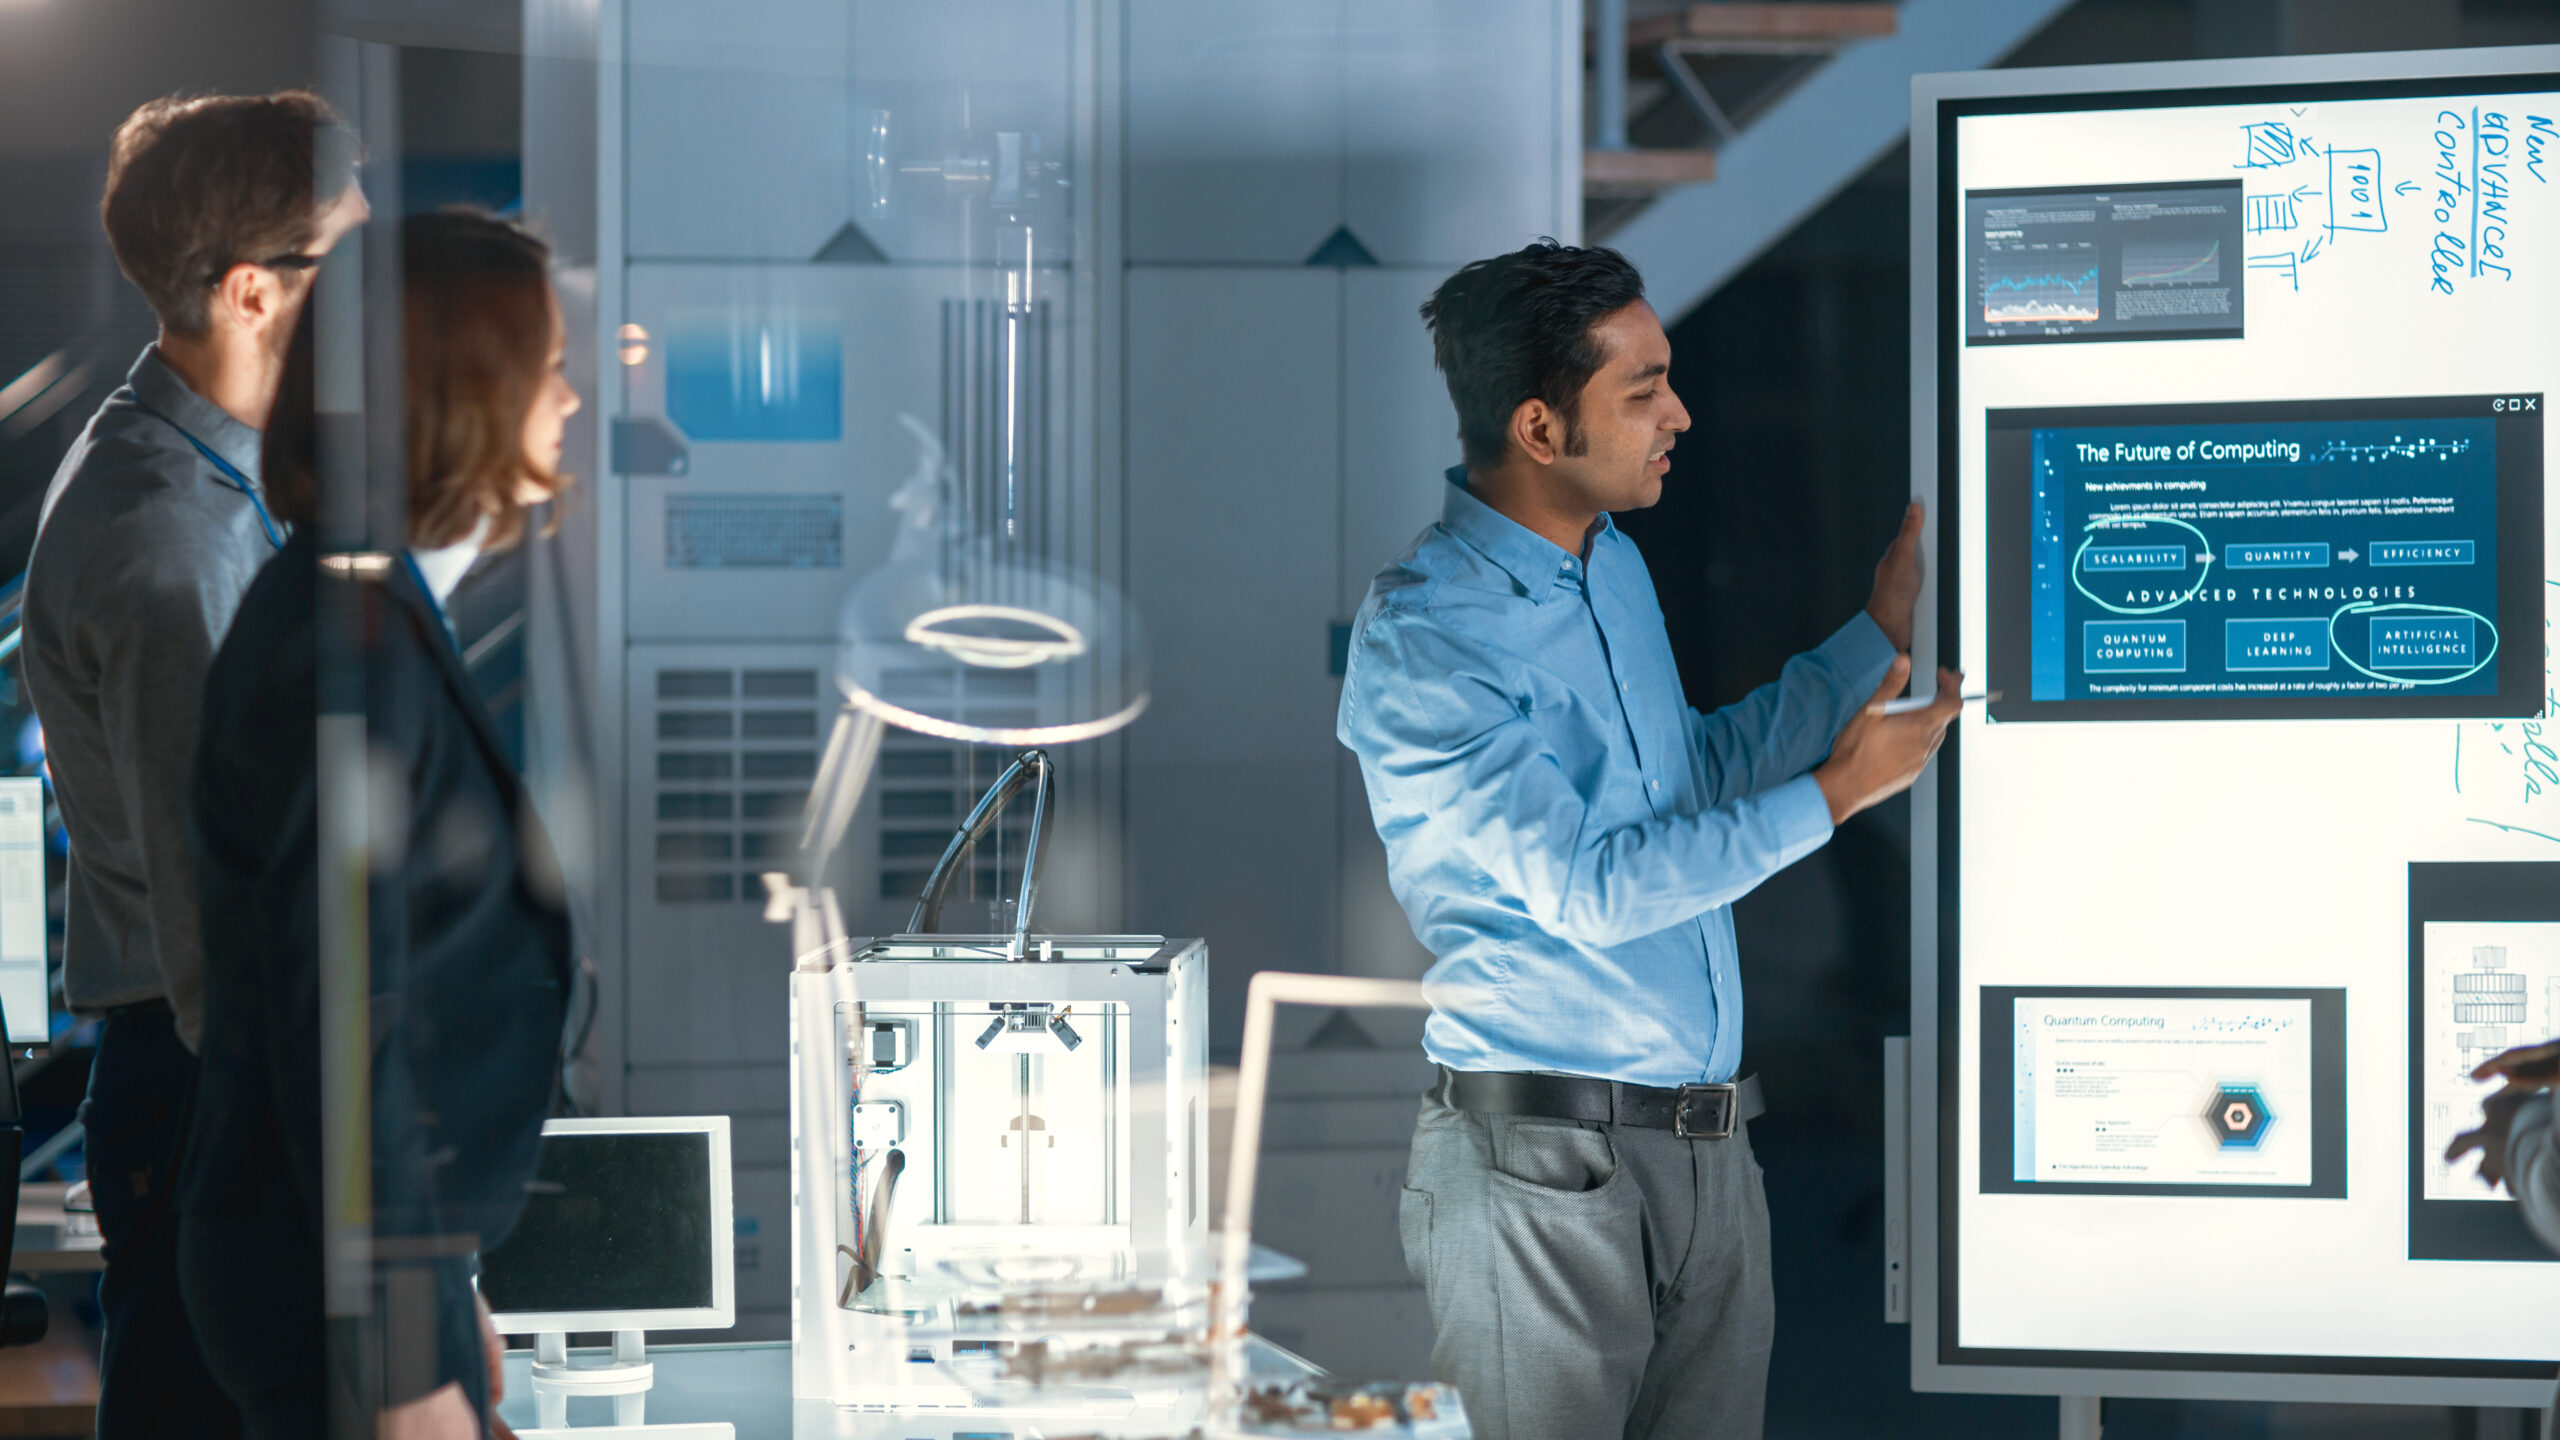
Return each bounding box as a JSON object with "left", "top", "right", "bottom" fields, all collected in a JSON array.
[
  {"left": 877, "top": 738, "right": 1026, "bottom": 917},
  {"left": 649, "top": 665, "right": 1026, "bottom": 918},
  {"left": 651, "top": 666, "right": 821, "bottom": 904}
]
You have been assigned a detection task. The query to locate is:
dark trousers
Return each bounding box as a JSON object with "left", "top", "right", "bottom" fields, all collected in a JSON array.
[
  {"left": 180, "top": 1206, "right": 489, "bottom": 1436},
  {"left": 83, "top": 1001, "right": 242, "bottom": 1439}
]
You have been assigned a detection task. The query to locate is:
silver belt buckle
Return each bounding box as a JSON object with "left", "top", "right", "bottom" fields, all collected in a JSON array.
[{"left": 1674, "top": 1082, "right": 1736, "bottom": 1139}]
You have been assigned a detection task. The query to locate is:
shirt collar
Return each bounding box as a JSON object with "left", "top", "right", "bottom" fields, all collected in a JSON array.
[
  {"left": 1439, "top": 466, "right": 1613, "bottom": 604},
  {"left": 409, "top": 532, "right": 484, "bottom": 609},
  {"left": 127, "top": 344, "right": 263, "bottom": 489}
]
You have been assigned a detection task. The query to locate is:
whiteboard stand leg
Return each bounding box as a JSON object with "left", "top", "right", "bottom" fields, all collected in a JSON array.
[{"left": 2060, "top": 1394, "right": 2101, "bottom": 1440}]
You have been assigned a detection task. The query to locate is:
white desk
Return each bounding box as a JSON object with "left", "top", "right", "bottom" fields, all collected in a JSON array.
[
  {"left": 498, "top": 1336, "right": 1326, "bottom": 1438},
  {"left": 9, "top": 1183, "right": 102, "bottom": 1275}
]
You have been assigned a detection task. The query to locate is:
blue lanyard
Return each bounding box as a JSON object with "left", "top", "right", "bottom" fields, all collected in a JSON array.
[{"left": 132, "top": 401, "right": 285, "bottom": 552}]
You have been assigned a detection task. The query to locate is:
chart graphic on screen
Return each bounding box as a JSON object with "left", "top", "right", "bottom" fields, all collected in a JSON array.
[
  {"left": 1979, "top": 250, "right": 2101, "bottom": 327},
  {"left": 1967, "top": 180, "right": 2246, "bottom": 344}
]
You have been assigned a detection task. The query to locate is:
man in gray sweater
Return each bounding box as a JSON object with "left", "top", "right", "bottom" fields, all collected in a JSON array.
[{"left": 23, "top": 92, "right": 364, "bottom": 1437}]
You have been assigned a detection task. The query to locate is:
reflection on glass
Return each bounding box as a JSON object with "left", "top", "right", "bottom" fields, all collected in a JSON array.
[{"left": 838, "top": 415, "right": 1147, "bottom": 747}]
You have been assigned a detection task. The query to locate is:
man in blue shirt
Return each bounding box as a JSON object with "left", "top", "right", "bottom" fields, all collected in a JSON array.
[{"left": 1338, "top": 241, "right": 1959, "bottom": 1439}]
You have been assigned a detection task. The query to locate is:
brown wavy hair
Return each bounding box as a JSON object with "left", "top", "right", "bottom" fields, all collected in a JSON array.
[{"left": 265, "top": 209, "right": 567, "bottom": 551}]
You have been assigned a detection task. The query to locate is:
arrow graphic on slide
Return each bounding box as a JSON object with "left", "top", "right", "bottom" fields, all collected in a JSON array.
[{"left": 2339, "top": 548, "right": 2359, "bottom": 562}]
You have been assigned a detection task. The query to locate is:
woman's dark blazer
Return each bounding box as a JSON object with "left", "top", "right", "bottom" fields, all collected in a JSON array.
[{"left": 181, "top": 528, "right": 570, "bottom": 1392}]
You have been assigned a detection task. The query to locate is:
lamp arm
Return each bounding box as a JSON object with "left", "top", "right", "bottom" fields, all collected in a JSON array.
[{"left": 906, "top": 749, "right": 1054, "bottom": 960}]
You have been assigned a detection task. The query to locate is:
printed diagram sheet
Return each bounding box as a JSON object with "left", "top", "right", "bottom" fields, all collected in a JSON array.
[
  {"left": 2423, "top": 921, "right": 2560, "bottom": 1202},
  {"left": 2008, "top": 994, "right": 2314, "bottom": 1189}
]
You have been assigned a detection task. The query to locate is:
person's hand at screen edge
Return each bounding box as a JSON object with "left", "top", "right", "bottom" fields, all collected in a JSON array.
[
  {"left": 1814, "top": 656, "right": 1962, "bottom": 826},
  {"left": 1866, "top": 498, "right": 1926, "bottom": 652}
]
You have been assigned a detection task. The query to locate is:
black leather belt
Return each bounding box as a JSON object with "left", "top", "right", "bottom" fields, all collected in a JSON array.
[{"left": 1439, "top": 1066, "right": 1765, "bottom": 1140}]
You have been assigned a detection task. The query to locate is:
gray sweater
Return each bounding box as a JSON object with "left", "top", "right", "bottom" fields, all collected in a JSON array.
[{"left": 24, "top": 347, "right": 281, "bottom": 1051}]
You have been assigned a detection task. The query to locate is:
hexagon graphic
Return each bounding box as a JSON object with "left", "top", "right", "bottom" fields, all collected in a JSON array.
[{"left": 2201, "top": 1084, "right": 2273, "bottom": 1150}]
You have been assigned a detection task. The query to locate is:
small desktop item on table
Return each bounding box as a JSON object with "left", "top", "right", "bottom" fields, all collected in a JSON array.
[{"left": 480, "top": 1116, "right": 735, "bottom": 1437}]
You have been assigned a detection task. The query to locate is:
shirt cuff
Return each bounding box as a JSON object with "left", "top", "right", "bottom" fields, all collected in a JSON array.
[
  {"left": 1759, "top": 773, "right": 1836, "bottom": 866},
  {"left": 2508, "top": 1093, "right": 2560, "bottom": 1254},
  {"left": 1822, "top": 610, "right": 1901, "bottom": 689}
]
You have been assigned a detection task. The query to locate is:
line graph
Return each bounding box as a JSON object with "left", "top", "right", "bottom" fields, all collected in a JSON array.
[
  {"left": 1980, "top": 257, "right": 2101, "bottom": 326},
  {"left": 2122, "top": 237, "right": 2222, "bottom": 286},
  {"left": 1965, "top": 180, "right": 2241, "bottom": 344}
]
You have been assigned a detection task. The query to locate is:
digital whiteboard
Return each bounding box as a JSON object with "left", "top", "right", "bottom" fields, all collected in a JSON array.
[{"left": 1913, "top": 47, "right": 2560, "bottom": 1403}]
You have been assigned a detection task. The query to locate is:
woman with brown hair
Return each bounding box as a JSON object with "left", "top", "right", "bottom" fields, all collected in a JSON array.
[{"left": 179, "top": 209, "right": 581, "bottom": 1439}]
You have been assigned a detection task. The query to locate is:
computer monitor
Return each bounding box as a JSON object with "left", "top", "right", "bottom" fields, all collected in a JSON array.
[
  {"left": 0, "top": 776, "right": 48, "bottom": 1046},
  {"left": 481, "top": 1116, "right": 735, "bottom": 1335}
]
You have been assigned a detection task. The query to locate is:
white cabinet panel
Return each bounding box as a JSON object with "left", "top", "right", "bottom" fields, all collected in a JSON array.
[
  {"left": 1346, "top": 0, "right": 1567, "bottom": 266},
  {"left": 1127, "top": 0, "right": 1345, "bottom": 264},
  {"left": 626, "top": 0, "right": 852, "bottom": 260},
  {"left": 621, "top": 262, "right": 1071, "bottom": 642},
  {"left": 623, "top": 641, "right": 834, "bottom": 1066},
  {"left": 1126, "top": 269, "right": 1341, "bottom": 1026},
  {"left": 1342, "top": 269, "right": 1456, "bottom": 611},
  {"left": 1337, "top": 269, "right": 1447, "bottom": 982}
]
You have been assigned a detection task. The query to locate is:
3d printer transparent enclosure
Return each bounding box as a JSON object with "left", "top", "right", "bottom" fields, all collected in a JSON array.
[
  {"left": 830, "top": 998, "right": 1130, "bottom": 1250},
  {"left": 791, "top": 938, "right": 1210, "bottom": 1415}
]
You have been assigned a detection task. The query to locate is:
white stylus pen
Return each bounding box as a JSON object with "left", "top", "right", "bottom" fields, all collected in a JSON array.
[{"left": 1877, "top": 689, "right": 1999, "bottom": 715}]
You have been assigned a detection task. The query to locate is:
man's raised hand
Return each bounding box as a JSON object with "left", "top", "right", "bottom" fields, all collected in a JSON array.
[
  {"left": 1814, "top": 655, "right": 1962, "bottom": 826},
  {"left": 1867, "top": 499, "right": 1925, "bottom": 652}
]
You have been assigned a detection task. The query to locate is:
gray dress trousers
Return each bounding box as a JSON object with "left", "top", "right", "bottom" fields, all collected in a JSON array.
[{"left": 1399, "top": 1082, "right": 1774, "bottom": 1440}]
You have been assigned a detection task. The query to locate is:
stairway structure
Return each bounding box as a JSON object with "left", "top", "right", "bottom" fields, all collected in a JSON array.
[{"left": 1589, "top": 0, "right": 2079, "bottom": 324}]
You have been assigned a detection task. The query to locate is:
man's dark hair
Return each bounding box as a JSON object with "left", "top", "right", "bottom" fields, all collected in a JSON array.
[
  {"left": 1420, "top": 239, "right": 1648, "bottom": 470},
  {"left": 101, "top": 90, "right": 361, "bottom": 337}
]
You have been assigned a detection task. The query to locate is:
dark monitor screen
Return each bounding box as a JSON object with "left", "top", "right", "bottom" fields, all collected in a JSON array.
[{"left": 480, "top": 1130, "right": 715, "bottom": 1317}]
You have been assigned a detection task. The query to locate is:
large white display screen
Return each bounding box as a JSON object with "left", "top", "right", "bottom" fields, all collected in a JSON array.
[{"left": 1942, "top": 72, "right": 2560, "bottom": 1377}]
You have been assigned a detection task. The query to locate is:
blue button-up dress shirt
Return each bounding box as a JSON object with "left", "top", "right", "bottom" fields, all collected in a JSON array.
[{"left": 1338, "top": 471, "right": 1897, "bottom": 1088}]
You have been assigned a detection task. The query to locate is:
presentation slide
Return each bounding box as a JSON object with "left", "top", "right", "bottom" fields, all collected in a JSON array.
[
  {"left": 1982, "top": 988, "right": 2344, "bottom": 1197},
  {"left": 1968, "top": 181, "right": 2246, "bottom": 344},
  {"left": 2407, "top": 862, "right": 2560, "bottom": 1262},
  {"left": 1985, "top": 395, "right": 2544, "bottom": 721},
  {"left": 1940, "top": 73, "right": 2560, "bottom": 1373}
]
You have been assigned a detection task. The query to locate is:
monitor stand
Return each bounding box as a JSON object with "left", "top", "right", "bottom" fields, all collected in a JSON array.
[{"left": 529, "top": 1330, "right": 655, "bottom": 1430}]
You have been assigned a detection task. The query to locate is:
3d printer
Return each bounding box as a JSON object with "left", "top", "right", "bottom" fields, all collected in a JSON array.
[{"left": 787, "top": 752, "right": 1210, "bottom": 1424}]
